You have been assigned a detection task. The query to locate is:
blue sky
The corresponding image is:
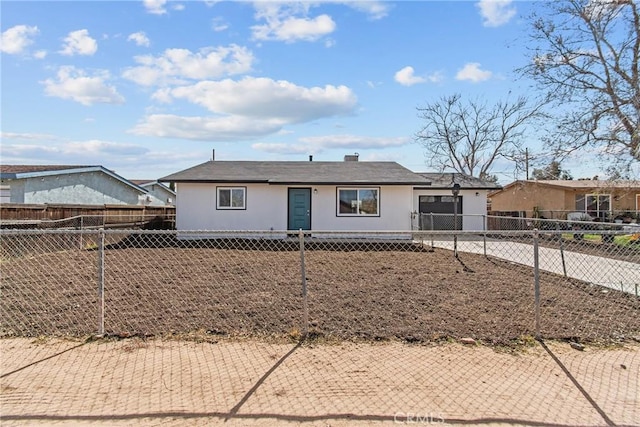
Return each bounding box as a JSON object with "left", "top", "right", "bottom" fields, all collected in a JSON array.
[{"left": 0, "top": 0, "right": 598, "bottom": 182}]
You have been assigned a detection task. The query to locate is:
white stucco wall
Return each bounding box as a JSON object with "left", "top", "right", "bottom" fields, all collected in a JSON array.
[
  {"left": 412, "top": 189, "right": 489, "bottom": 230},
  {"left": 175, "top": 183, "right": 414, "bottom": 231},
  {"left": 141, "top": 183, "right": 175, "bottom": 206},
  {"left": 176, "top": 183, "right": 286, "bottom": 231},
  {"left": 311, "top": 185, "right": 412, "bottom": 231}
]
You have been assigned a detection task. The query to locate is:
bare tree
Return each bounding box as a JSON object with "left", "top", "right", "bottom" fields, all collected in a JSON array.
[
  {"left": 532, "top": 160, "right": 573, "bottom": 180},
  {"left": 415, "top": 94, "right": 545, "bottom": 178},
  {"left": 520, "top": 0, "right": 639, "bottom": 164}
]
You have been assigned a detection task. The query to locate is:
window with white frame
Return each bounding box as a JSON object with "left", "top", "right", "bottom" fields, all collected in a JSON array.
[
  {"left": 576, "top": 193, "right": 610, "bottom": 219},
  {"left": 337, "top": 188, "right": 379, "bottom": 216},
  {"left": 217, "top": 187, "right": 246, "bottom": 210}
]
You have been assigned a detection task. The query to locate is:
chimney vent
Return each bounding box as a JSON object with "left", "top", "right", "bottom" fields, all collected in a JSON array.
[
  {"left": 309, "top": 155, "right": 313, "bottom": 162},
  {"left": 344, "top": 153, "right": 359, "bottom": 162},
  {"left": 212, "top": 149, "right": 215, "bottom": 161}
]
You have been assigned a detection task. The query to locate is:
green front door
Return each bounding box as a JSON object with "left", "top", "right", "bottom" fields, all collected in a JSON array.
[{"left": 288, "top": 188, "right": 311, "bottom": 230}]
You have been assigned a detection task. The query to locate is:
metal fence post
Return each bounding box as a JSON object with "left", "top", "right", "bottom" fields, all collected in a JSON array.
[
  {"left": 97, "top": 228, "right": 105, "bottom": 336},
  {"left": 483, "top": 231, "right": 487, "bottom": 257},
  {"left": 533, "top": 229, "right": 541, "bottom": 339},
  {"left": 430, "top": 212, "right": 434, "bottom": 249},
  {"left": 299, "top": 229, "right": 309, "bottom": 338},
  {"left": 79, "top": 216, "right": 84, "bottom": 250},
  {"left": 556, "top": 222, "right": 567, "bottom": 277}
]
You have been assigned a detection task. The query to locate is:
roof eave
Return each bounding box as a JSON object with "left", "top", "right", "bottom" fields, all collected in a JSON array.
[
  {"left": 5, "top": 166, "right": 149, "bottom": 195},
  {"left": 421, "top": 185, "right": 501, "bottom": 190}
]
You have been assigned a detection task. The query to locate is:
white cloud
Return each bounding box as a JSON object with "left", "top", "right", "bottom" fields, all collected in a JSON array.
[
  {"left": 59, "top": 29, "right": 97, "bottom": 56},
  {"left": 343, "top": 1, "right": 391, "bottom": 20},
  {"left": 143, "top": 0, "right": 167, "bottom": 15},
  {"left": 0, "top": 135, "right": 205, "bottom": 176},
  {"left": 252, "top": 13, "right": 336, "bottom": 43},
  {"left": 476, "top": 0, "right": 516, "bottom": 27},
  {"left": 66, "top": 140, "right": 149, "bottom": 156},
  {"left": 211, "top": 17, "right": 229, "bottom": 32},
  {"left": 455, "top": 62, "right": 493, "bottom": 82},
  {"left": 394, "top": 67, "right": 442, "bottom": 86},
  {"left": 361, "top": 152, "right": 405, "bottom": 162},
  {"left": 1, "top": 131, "right": 59, "bottom": 141},
  {"left": 161, "top": 77, "right": 357, "bottom": 123},
  {"left": 1, "top": 25, "right": 39, "bottom": 55},
  {"left": 42, "top": 66, "right": 125, "bottom": 106},
  {"left": 127, "top": 31, "right": 150, "bottom": 47},
  {"left": 0, "top": 139, "right": 147, "bottom": 160},
  {"left": 251, "top": 2, "right": 336, "bottom": 43},
  {"left": 122, "top": 44, "right": 254, "bottom": 86},
  {"left": 252, "top": 134, "right": 409, "bottom": 155},
  {"left": 394, "top": 66, "right": 426, "bottom": 86},
  {"left": 251, "top": 142, "right": 310, "bottom": 154},
  {"left": 129, "top": 114, "right": 284, "bottom": 141},
  {"left": 172, "top": 3, "right": 185, "bottom": 11},
  {"left": 249, "top": 1, "right": 389, "bottom": 44},
  {"left": 132, "top": 78, "right": 357, "bottom": 141},
  {"left": 33, "top": 50, "right": 47, "bottom": 59},
  {"left": 426, "top": 71, "right": 444, "bottom": 83},
  {"left": 151, "top": 88, "right": 173, "bottom": 103},
  {"left": 298, "top": 134, "right": 409, "bottom": 149}
]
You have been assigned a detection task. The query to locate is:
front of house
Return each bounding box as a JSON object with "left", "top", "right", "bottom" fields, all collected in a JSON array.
[
  {"left": 160, "top": 158, "right": 420, "bottom": 232},
  {"left": 160, "top": 157, "right": 500, "bottom": 233}
]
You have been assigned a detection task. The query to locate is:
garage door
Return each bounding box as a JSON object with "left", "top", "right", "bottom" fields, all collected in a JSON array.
[{"left": 418, "top": 195, "right": 462, "bottom": 230}]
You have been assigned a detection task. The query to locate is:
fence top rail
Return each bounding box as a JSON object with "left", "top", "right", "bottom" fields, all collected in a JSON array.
[
  {"left": 485, "top": 214, "right": 638, "bottom": 228},
  {"left": 2, "top": 228, "right": 635, "bottom": 238}
]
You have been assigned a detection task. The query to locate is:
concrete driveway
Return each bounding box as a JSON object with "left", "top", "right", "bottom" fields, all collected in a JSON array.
[{"left": 429, "top": 237, "right": 639, "bottom": 295}]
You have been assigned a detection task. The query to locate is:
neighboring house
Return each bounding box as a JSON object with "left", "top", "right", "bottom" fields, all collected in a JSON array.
[
  {"left": 488, "top": 179, "right": 640, "bottom": 220},
  {"left": 131, "top": 180, "right": 176, "bottom": 206},
  {"left": 159, "top": 156, "right": 500, "bottom": 233},
  {"left": 0, "top": 165, "right": 168, "bottom": 206}
]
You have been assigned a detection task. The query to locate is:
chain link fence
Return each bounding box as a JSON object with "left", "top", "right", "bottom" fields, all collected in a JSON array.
[
  {"left": 2, "top": 228, "right": 638, "bottom": 344},
  {"left": 2, "top": 227, "right": 639, "bottom": 425},
  {"left": 0, "top": 214, "right": 175, "bottom": 231}
]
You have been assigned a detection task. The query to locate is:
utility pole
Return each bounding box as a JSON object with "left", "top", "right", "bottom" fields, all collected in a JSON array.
[{"left": 525, "top": 147, "right": 529, "bottom": 180}]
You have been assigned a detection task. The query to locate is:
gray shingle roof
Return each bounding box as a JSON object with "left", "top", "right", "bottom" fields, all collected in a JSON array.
[
  {"left": 416, "top": 172, "right": 502, "bottom": 190},
  {"left": 159, "top": 161, "right": 431, "bottom": 185},
  {"left": 0, "top": 164, "right": 149, "bottom": 193},
  {"left": 0, "top": 165, "right": 95, "bottom": 176},
  {"left": 512, "top": 179, "right": 640, "bottom": 189}
]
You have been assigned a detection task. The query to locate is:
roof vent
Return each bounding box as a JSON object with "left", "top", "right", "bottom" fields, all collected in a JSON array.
[{"left": 344, "top": 153, "right": 359, "bottom": 162}]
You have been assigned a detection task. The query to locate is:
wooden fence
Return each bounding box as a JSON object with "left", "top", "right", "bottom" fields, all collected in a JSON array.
[{"left": 0, "top": 204, "right": 175, "bottom": 229}]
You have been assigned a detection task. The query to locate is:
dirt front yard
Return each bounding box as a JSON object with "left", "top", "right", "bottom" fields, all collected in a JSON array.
[{"left": 1, "top": 237, "right": 639, "bottom": 345}]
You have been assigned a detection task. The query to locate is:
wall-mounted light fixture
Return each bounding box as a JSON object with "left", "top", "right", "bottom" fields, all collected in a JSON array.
[
  {"left": 313, "top": 188, "right": 318, "bottom": 195},
  {"left": 475, "top": 191, "right": 480, "bottom": 196}
]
